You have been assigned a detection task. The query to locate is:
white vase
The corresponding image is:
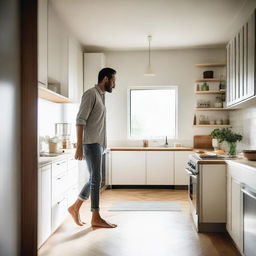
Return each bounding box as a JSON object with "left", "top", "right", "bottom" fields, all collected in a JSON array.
[{"left": 212, "top": 139, "right": 219, "bottom": 150}]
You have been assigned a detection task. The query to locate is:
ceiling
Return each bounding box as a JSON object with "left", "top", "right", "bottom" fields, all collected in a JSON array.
[{"left": 51, "top": 0, "right": 256, "bottom": 51}]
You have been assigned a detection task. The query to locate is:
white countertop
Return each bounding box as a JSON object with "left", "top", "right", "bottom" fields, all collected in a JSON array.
[{"left": 38, "top": 149, "right": 76, "bottom": 167}]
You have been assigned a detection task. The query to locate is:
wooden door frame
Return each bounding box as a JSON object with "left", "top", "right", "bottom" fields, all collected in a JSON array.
[{"left": 20, "top": 0, "right": 38, "bottom": 255}]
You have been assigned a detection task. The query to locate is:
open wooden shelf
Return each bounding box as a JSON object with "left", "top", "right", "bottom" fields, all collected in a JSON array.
[
  {"left": 195, "top": 90, "right": 225, "bottom": 94},
  {"left": 38, "top": 85, "right": 71, "bottom": 103},
  {"left": 195, "top": 63, "right": 226, "bottom": 67},
  {"left": 193, "top": 125, "right": 232, "bottom": 127},
  {"left": 195, "top": 79, "right": 221, "bottom": 82},
  {"left": 195, "top": 108, "right": 230, "bottom": 111}
]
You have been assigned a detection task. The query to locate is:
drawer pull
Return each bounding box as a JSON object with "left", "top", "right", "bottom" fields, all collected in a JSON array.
[
  {"left": 57, "top": 198, "right": 66, "bottom": 205},
  {"left": 56, "top": 161, "right": 66, "bottom": 165}
]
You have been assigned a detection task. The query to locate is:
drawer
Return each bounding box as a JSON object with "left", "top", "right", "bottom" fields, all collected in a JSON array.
[
  {"left": 52, "top": 172, "right": 68, "bottom": 203},
  {"left": 51, "top": 196, "right": 68, "bottom": 232},
  {"left": 68, "top": 156, "right": 78, "bottom": 169},
  {"left": 52, "top": 159, "right": 67, "bottom": 177}
]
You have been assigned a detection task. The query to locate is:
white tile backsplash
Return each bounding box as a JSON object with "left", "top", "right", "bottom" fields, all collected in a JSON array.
[{"left": 230, "top": 105, "right": 256, "bottom": 150}]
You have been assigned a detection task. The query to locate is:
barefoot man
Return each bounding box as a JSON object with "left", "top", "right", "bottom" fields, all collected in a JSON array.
[{"left": 68, "top": 68, "right": 117, "bottom": 228}]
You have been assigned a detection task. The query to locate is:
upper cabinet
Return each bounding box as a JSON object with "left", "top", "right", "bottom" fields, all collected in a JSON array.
[
  {"left": 38, "top": 0, "right": 48, "bottom": 86},
  {"left": 48, "top": 0, "right": 68, "bottom": 98},
  {"left": 84, "top": 53, "right": 105, "bottom": 91},
  {"left": 68, "top": 38, "right": 84, "bottom": 103},
  {"left": 227, "top": 9, "right": 256, "bottom": 107},
  {"left": 38, "top": 0, "right": 83, "bottom": 103}
]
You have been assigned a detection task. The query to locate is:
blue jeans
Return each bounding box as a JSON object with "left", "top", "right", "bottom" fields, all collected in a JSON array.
[{"left": 78, "top": 143, "right": 103, "bottom": 212}]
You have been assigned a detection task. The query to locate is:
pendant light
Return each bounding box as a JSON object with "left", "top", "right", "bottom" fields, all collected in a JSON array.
[{"left": 144, "top": 35, "right": 155, "bottom": 76}]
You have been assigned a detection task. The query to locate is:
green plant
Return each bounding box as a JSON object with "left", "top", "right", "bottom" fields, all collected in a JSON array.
[{"left": 210, "top": 128, "right": 242, "bottom": 143}]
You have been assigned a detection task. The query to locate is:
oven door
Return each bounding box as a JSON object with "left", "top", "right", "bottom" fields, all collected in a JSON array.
[{"left": 186, "top": 168, "right": 198, "bottom": 214}]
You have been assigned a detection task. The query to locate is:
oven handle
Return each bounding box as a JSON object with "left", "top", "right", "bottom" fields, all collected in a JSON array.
[
  {"left": 185, "top": 168, "right": 197, "bottom": 179},
  {"left": 241, "top": 188, "right": 256, "bottom": 200}
]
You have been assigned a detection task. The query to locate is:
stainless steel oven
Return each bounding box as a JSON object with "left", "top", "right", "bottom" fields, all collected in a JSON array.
[
  {"left": 185, "top": 159, "right": 199, "bottom": 215},
  {"left": 242, "top": 184, "right": 256, "bottom": 256}
]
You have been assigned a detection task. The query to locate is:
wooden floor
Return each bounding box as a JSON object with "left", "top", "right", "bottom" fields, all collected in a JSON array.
[{"left": 38, "top": 189, "right": 240, "bottom": 256}]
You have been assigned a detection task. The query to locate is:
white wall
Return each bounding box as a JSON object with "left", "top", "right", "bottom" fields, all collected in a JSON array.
[
  {"left": 104, "top": 48, "right": 226, "bottom": 147},
  {"left": 230, "top": 106, "right": 256, "bottom": 150}
]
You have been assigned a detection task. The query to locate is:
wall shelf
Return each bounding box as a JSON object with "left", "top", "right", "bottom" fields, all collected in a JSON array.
[
  {"left": 193, "top": 125, "right": 232, "bottom": 128},
  {"left": 195, "top": 79, "right": 221, "bottom": 82},
  {"left": 195, "top": 63, "right": 226, "bottom": 67},
  {"left": 195, "top": 108, "right": 230, "bottom": 111},
  {"left": 195, "top": 90, "right": 225, "bottom": 94},
  {"left": 38, "top": 85, "right": 71, "bottom": 103}
]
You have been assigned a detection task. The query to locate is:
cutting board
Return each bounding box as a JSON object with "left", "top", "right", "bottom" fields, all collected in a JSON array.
[{"left": 193, "top": 135, "right": 213, "bottom": 150}]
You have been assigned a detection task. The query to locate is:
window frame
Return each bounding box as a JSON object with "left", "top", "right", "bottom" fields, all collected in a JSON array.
[{"left": 127, "top": 86, "right": 178, "bottom": 140}]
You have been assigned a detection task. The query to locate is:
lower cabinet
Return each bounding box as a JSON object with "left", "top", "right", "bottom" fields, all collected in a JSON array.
[
  {"left": 146, "top": 151, "right": 174, "bottom": 185},
  {"left": 111, "top": 150, "right": 191, "bottom": 185},
  {"left": 227, "top": 164, "right": 243, "bottom": 253},
  {"left": 38, "top": 164, "right": 52, "bottom": 247},
  {"left": 174, "top": 151, "right": 191, "bottom": 185},
  {"left": 111, "top": 151, "right": 146, "bottom": 185},
  {"left": 52, "top": 196, "right": 68, "bottom": 231}
]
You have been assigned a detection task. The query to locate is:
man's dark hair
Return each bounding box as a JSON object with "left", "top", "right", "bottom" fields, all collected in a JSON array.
[{"left": 98, "top": 67, "right": 116, "bottom": 83}]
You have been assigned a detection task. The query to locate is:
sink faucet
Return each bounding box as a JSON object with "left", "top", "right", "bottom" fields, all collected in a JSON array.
[{"left": 164, "top": 136, "right": 168, "bottom": 147}]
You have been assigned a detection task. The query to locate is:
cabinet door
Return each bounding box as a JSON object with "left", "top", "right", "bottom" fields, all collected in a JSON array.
[
  {"left": 231, "top": 178, "right": 242, "bottom": 250},
  {"left": 38, "top": 165, "right": 52, "bottom": 247},
  {"left": 84, "top": 53, "right": 105, "bottom": 91},
  {"left": 226, "top": 42, "right": 231, "bottom": 105},
  {"left": 146, "top": 151, "right": 174, "bottom": 185},
  {"left": 111, "top": 151, "right": 146, "bottom": 185},
  {"left": 38, "top": 0, "right": 48, "bottom": 86},
  {"left": 52, "top": 196, "right": 68, "bottom": 232},
  {"left": 68, "top": 37, "right": 83, "bottom": 102},
  {"left": 174, "top": 151, "right": 191, "bottom": 185},
  {"left": 247, "top": 10, "right": 255, "bottom": 99},
  {"left": 226, "top": 173, "right": 232, "bottom": 234}
]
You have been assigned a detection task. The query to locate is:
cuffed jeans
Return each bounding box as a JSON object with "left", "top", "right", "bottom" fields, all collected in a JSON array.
[{"left": 78, "top": 143, "right": 103, "bottom": 212}]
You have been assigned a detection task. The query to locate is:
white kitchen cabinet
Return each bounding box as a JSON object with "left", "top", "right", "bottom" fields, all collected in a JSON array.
[
  {"left": 227, "top": 9, "right": 256, "bottom": 107},
  {"left": 68, "top": 37, "right": 83, "bottom": 102},
  {"left": 226, "top": 163, "right": 244, "bottom": 253},
  {"left": 38, "top": 164, "right": 52, "bottom": 247},
  {"left": 111, "top": 151, "right": 146, "bottom": 185},
  {"left": 52, "top": 196, "right": 68, "bottom": 232},
  {"left": 48, "top": 1, "right": 68, "bottom": 97},
  {"left": 38, "top": 0, "right": 48, "bottom": 86},
  {"left": 84, "top": 53, "right": 105, "bottom": 91},
  {"left": 146, "top": 151, "right": 174, "bottom": 185},
  {"left": 174, "top": 151, "right": 191, "bottom": 185},
  {"left": 230, "top": 177, "right": 243, "bottom": 250}
]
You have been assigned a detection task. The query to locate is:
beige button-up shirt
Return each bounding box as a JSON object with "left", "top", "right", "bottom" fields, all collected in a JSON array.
[{"left": 76, "top": 85, "right": 106, "bottom": 149}]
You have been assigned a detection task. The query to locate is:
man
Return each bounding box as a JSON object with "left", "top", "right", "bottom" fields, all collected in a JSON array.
[{"left": 68, "top": 67, "right": 117, "bottom": 228}]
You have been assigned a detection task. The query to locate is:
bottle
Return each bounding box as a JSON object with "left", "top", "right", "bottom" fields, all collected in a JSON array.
[{"left": 193, "top": 115, "right": 197, "bottom": 125}]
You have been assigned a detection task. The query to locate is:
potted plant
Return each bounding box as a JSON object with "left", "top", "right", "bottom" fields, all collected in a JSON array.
[
  {"left": 210, "top": 128, "right": 242, "bottom": 156},
  {"left": 210, "top": 128, "right": 221, "bottom": 150}
]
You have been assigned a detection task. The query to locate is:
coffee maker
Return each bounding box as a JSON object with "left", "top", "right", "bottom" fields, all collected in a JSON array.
[{"left": 55, "top": 123, "right": 71, "bottom": 149}]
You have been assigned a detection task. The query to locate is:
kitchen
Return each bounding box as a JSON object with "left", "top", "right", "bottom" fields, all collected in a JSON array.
[{"left": 1, "top": 0, "right": 256, "bottom": 256}]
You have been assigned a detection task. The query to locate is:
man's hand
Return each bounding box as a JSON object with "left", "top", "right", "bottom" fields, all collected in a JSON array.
[{"left": 75, "top": 145, "right": 84, "bottom": 160}]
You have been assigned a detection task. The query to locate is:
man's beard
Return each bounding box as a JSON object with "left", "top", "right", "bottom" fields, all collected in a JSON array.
[{"left": 104, "top": 82, "right": 113, "bottom": 93}]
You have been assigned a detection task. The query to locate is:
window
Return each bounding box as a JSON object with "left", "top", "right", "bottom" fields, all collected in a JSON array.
[{"left": 128, "top": 87, "right": 177, "bottom": 139}]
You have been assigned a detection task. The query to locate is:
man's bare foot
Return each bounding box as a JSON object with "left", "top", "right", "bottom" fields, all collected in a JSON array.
[
  {"left": 68, "top": 206, "right": 84, "bottom": 226},
  {"left": 91, "top": 216, "right": 117, "bottom": 228}
]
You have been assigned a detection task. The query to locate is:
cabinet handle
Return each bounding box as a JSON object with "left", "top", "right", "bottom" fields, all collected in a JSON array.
[
  {"left": 57, "top": 161, "right": 66, "bottom": 166},
  {"left": 57, "top": 198, "right": 66, "bottom": 205}
]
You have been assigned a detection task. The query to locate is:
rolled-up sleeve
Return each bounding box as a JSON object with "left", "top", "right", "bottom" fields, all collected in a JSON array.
[{"left": 76, "top": 90, "right": 95, "bottom": 126}]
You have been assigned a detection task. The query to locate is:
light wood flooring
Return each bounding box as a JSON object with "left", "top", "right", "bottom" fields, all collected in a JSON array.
[{"left": 38, "top": 189, "right": 240, "bottom": 256}]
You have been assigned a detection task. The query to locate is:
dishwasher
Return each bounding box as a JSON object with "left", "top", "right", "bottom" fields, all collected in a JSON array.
[{"left": 242, "top": 185, "right": 256, "bottom": 256}]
